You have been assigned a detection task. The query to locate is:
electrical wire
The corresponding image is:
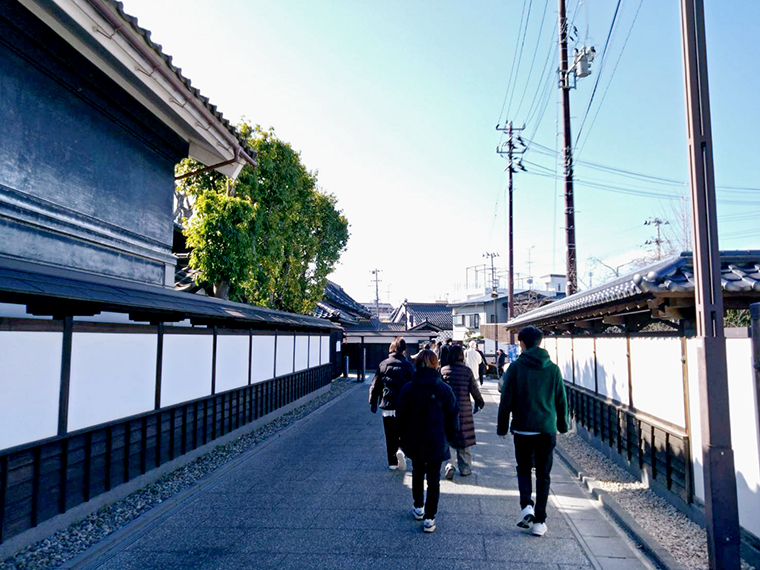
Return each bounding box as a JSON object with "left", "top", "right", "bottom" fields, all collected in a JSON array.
[
  {"left": 505, "top": 0, "right": 535, "bottom": 121},
  {"left": 576, "top": 0, "right": 644, "bottom": 159},
  {"left": 573, "top": 0, "right": 624, "bottom": 149},
  {"left": 514, "top": 0, "right": 551, "bottom": 120},
  {"left": 497, "top": 0, "right": 529, "bottom": 126}
]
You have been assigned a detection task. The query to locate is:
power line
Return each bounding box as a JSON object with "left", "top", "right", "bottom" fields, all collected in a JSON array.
[
  {"left": 504, "top": 0, "right": 535, "bottom": 120},
  {"left": 497, "top": 0, "right": 530, "bottom": 125},
  {"left": 514, "top": 0, "right": 551, "bottom": 120}
]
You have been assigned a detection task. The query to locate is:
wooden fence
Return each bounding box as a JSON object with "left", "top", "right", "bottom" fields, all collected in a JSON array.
[{"left": 0, "top": 364, "right": 331, "bottom": 543}]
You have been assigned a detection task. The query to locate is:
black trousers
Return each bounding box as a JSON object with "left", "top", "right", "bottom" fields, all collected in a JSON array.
[
  {"left": 513, "top": 433, "right": 556, "bottom": 524},
  {"left": 412, "top": 460, "right": 443, "bottom": 519},
  {"left": 382, "top": 415, "right": 400, "bottom": 466}
]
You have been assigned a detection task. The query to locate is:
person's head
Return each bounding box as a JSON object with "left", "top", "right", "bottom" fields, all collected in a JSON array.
[
  {"left": 436, "top": 341, "right": 442, "bottom": 348},
  {"left": 424, "top": 342, "right": 431, "bottom": 350},
  {"left": 468, "top": 340, "right": 477, "bottom": 350},
  {"left": 445, "top": 338, "right": 453, "bottom": 345},
  {"left": 448, "top": 343, "right": 465, "bottom": 363},
  {"left": 497, "top": 348, "right": 504, "bottom": 355},
  {"left": 518, "top": 326, "right": 543, "bottom": 349},
  {"left": 389, "top": 337, "right": 406, "bottom": 354},
  {"left": 415, "top": 349, "right": 439, "bottom": 370}
]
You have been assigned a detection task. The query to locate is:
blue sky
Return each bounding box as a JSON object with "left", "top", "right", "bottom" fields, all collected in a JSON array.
[{"left": 122, "top": 0, "right": 760, "bottom": 305}]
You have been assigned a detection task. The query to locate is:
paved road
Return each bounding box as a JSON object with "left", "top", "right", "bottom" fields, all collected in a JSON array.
[{"left": 66, "top": 379, "right": 654, "bottom": 570}]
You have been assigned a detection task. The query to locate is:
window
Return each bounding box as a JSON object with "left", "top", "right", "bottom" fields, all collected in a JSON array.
[
  {"left": 465, "top": 314, "right": 480, "bottom": 329},
  {"left": 454, "top": 314, "right": 465, "bottom": 326}
]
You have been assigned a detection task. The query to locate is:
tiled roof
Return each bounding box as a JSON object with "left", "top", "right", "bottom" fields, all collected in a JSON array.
[
  {"left": 391, "top": 302, "right": 453, "bottom": 330},
  {"left": 0, "top": 254, "right": 338, "bottom": 331},
  {"left": 109, "top": 1, "right": 255, "bottom": 159},
  {"left": 320, "top": 281, "right": 372, "bottom": 321},
  {"left": 344, "top": 320, "right": 408, "bottom": 333},
  {"left": 507, "top": 251, "right": 760, "bottom": 329}
]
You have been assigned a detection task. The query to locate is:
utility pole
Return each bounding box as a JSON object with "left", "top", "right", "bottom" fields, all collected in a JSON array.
[
  {"left": 558, "top": 0, "right": 577, "bottom": 296},
  {"left": 645, "top": 217, "right": 670, "bottom": 259},
  {"left": 483, "top": 252, "right": 500, "bottom": 297},
  {"left": 370, "top": 269, "right": 382, "bottom": 319},
  {"left": 496, "top": 121, "right": 527, "bottom": 341},
  {"left": 680, "top": 0, "right": 739, "bottom": 567}
]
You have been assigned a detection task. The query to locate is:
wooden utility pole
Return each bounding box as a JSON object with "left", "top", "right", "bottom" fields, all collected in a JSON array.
[
  {"left": 558, "top": 0, "right": 577, "bottom": 295},
  {"left": 680, "top": 0, "right": 740, "bottom": 567},
  {"left": 496, "top": 121, "right": 526, "bottom": 342}
]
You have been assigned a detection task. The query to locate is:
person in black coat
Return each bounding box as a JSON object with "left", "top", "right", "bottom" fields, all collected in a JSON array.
[
  {"left": 439, "top": 338, "right": 453, "bottom": 368},
  {"left": 396, "top": 349, "right": 459, "bottom": 533},
  {"left": 369, "top": 337, "right": 415, "bottom": 470}
]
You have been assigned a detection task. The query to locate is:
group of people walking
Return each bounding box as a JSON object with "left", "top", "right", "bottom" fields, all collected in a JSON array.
[{"left": 368, "top": 328, "right": 568, "bottom": 536}]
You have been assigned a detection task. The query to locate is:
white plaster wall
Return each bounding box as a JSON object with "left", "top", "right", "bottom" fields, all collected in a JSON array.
[
  {"left": 686, "top": 338, "right": 705, "bottom": 502},
  {"left": 725, "top": 338, "right": 760, "bottom": 539},
  {"left": 68, "top": 333, "right": 156, "bottom": 431},
  {"left": 161, "top": 334, "right": 213, "bottom": 406},
  {"left": 629, "top": 337, "right": 684, "bottom": 427},
  {"left": 251, "top": 335, "right": 275, "bottom": 383},
  {"left": 295, "top": 336, "right": 309, "bottom": 372},
  {"left": 0, "top": 331, "right": 62, "bottom": 450},
  {"left": 543, "top": 337, "right": 558, "bottom": 362},
  {"left": 556, "top": 338, "right": 574, "bottom": 383},
  {"left": 596, "top": 338, "right": 630, "bottom": 406},
  {"left": 216, "top": 335, "right": 249, "bottom": 393},
  {"left": 324, "top": 336, "right": 332, "bottom": 364},
  {"left": 573, "top": 338, "right": 596, "bottom": 392},
  {"left": 276, "top": 335, "right": 295, "bottom": 377},
  {"left": 309, "top": 336, "right": 321, "bottom": 367}
]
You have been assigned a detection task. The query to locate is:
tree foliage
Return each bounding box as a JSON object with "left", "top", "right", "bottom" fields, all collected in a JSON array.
[{"left": 175, "top": 124, "right": 349, "bottom": 314}]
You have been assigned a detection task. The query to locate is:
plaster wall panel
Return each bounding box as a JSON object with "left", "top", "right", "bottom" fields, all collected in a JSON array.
[
  {"left": 595, "top": 338, "right": 630, "bottom": 406},
  {"left": 556, "top": 338, "right": 574, "bottom": 383},
  {"left": 309, "top": 336, "right": 321, "bottom": 367},
  {"left": 68, "top": 333, "right": 155, "bottom": 431},
  {"left": 726, "top": 338, "right": 760, "bottom": 538},
  {"left": 0, "top": 331, "right": 61, "bottom": 450},
  {"left": 251, "top": 336, "right": 275, "bottom": 383},
  {"left": 686, "top": 338, "right": 705, "bottom": 502},
  {"left": 161, "top": 334, "right": 213, "bottom": 406},
  {"left": 573, "top": 338, "right": 596, "bottom": 392},
  {"left": 215, "top": 335, "right": 250, "bottom": 393},
  {"left": 543, "top": 337, "right": 558, "bottom": 362},
  {"left": 324, "top": 336, "right": 333, "bottom": 364},
  {"left": 295, "top": 336, "right": 309, "bottom": 372},
  {"left": 276, "top": 335, "right": 295, "bottom": 377},
  {"left": 629, "top": 337, "right": 684, "bottom": 427}
]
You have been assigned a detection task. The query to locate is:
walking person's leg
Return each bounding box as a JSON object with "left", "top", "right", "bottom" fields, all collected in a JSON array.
[
  {"left": 513, "top": 434, "right": 537, "bottom": 527},
  {"left": 412, "top": 460, "right": 426, "bottom": 516},
  {"left": 382, "top": 415, "right": 399, "bottom": 468},
  {"left": 533, "top": 433, "right": 556, "bottom": 524},
  {"left": 456, "top": 446, "right": 472, "bottom": 476},
  {"left": 422, "top": 461, "right": 442, "bottom": 532}
]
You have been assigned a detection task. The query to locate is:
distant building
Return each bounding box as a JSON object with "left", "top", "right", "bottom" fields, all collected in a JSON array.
[
  {"left": 389, "top": 300, "right": 453, "bottom": 332},
  {"left": 360, "top": 301, "right": 395, "bottom": 322},
  {"left": 540, "top": 274, "right": 567, "bottom": 296}
]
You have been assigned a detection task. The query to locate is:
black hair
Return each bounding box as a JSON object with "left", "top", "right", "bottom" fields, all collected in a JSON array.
[
  {"left": 448, "top": 344, "right": 465, "bottom": 362},
  {"left": 517, "top": 326, "right": 543, "bottom": 349},
  {"left": 389, "top": 337, "right": 406, "bottom": 354}
]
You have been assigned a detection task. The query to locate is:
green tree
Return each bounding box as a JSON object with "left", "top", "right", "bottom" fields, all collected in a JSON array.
[{"left": 175, "top": 124, "right": 349, "bottom": 314}]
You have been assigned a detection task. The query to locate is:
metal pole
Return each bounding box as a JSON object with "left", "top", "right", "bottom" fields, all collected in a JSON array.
[
  {"left": 559, "top": 0, "right": 577, "bottom": 295},
  {"left": 508, "top": 122, "right": 516, "bottom": 343},
  {"left": 680, "top": 0, "right": 740, "bottom": 566}
]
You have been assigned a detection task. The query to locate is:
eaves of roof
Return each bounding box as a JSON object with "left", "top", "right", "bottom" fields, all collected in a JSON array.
[
  {"left": 506, "top": 251, "right": 760, "bottom": 329},
  {"left": 0, "top": 254, "right": 339, "bottom": 332}
]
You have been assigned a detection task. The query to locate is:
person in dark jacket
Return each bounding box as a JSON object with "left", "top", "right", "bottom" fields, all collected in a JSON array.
[
  {"left": 397, "top": 349, "right": 459, "bottom": 533},
  {"left": 497, "top": 326, "right": 569, "bottom": 537},
  {"left": 441, "top": 344, "right": 485, "bottom": 479},
  {"left": 369, "top": 337, "right": 415, "bottom": 470},
  {"left": 439, "top": 338, "right": 453, "bottom": 368},
  {"left": 496, "top": 348, "right": 507, "bottom": 379}
]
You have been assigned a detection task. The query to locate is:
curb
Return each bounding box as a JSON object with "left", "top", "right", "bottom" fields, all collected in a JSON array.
[{"left": 555, "top": 444, "right": 687, "bottom": 570}]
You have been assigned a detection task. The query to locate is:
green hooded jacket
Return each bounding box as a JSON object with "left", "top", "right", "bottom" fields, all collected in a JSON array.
[{"left": 497, "top": 346, "right": 569, "bottom": 435}]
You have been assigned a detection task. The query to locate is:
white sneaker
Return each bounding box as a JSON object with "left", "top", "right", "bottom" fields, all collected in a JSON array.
[
  {"left": 388, "top": 465, "right": 398, "bottom": 470},
  {"left": 516, "top": 505, "right": 535, "bottom": 528},
  {"left": 413, "top": 507, "right": 425, "bottom": 521},
  {"left": 396, "top": 450, "right": 407, "bottom": 472},
  {"left": 444, "top": 463, "right": 455, "bottom": 480},
  {"left": 422, "top": 518, "right": 436, "bottom": 533},
  {"left": 532, "top": 522, "right": 547, "bottom": 536}
]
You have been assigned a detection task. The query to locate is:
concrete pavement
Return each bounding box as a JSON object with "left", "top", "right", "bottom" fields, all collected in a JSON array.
[{"left": 63, "top": 378, "right": 656, "bottom": 570}]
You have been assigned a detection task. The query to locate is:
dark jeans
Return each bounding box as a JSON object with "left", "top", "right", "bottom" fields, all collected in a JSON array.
[
  {"left": 412, "top": 460, "right": 443, "bottom": 519},
  {"left": 514, "top": 433, "right": 556, "bottom": 523},
  {"left": 382, "top": 415, "right": 400, "bottom": 466}
]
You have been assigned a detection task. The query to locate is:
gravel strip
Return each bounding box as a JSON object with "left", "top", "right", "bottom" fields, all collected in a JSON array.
[
  {"left": 558, "top": 432, "right": 754, "bottom": 570},
  {"left": 0, "top": 379, "right": 356, "bottom": 570}
]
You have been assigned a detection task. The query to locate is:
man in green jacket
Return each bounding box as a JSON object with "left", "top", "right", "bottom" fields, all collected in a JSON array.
[{"left": 497, "top": 326, "right": 569, "bottom": 537}]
